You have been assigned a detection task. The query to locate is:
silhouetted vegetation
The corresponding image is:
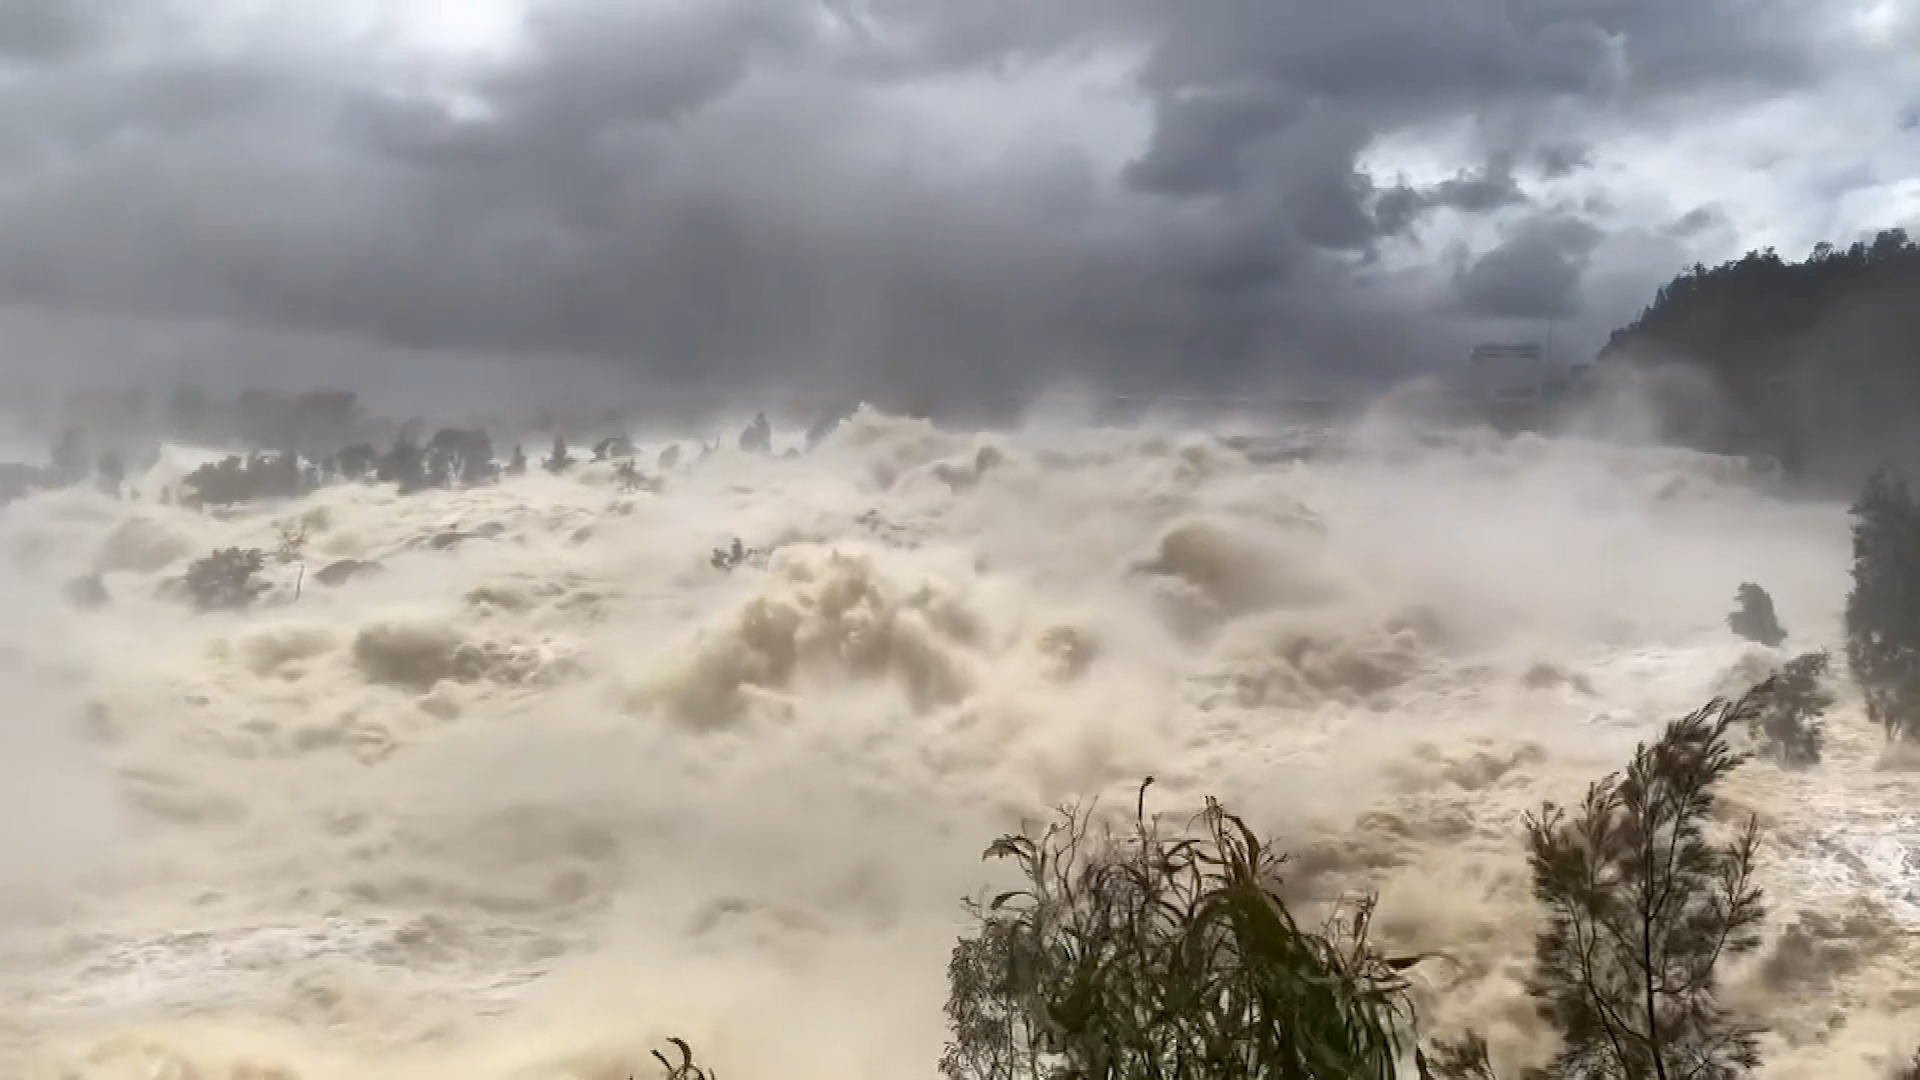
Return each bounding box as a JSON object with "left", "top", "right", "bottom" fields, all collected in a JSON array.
[
  {"left": 1600, "top": 228, "right": 1920, "bottom": 489},
  {"left": 1845, "top": 468, "right": 1920, "bottom": 740},
  {"left": 593, "top": 434, "right": 636, "bottom": 461},
  {"left": 710, "top": 538, "right": 764, "bottom": 572},
  {"left": 181, "top": 451, "right": 316, "bottom": 507},
  {"left": 1427, "top": 694, "right": 1766, "bottom": 1080},
  {"left": 138, "top": 414, "right": 682, "bottom": 511},
  {"left": 1726, "top": 583, "right": 1786, "bottom": 647},
  {"left": 424, "top": 427, "right": 497, "bottom": 488},
  {"left": 376, "top": 436, "right": 428, "bottom": 493},
  {"left": 1743, "top": 651, "right": 1833, "bottom": 767},
  {"left": 739, "top": 412, "right": 771, "bottom": 454},
  {"left": 182, "top": 547, "right": 269, "bottom": 611},
  {"left": 615, "top": 459, "right": 657, "bottom": 494},
  {"left": 335, "top": 442, "right": 378, "bottom": 481}
]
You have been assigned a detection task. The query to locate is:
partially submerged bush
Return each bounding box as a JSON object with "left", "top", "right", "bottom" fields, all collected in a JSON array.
[
  {"left": 424, "top": 427, "right": 497, "bottom": 488},
  {"left": 942, "top": 778, "right": 1420, "bottom": 1080},
  {"left": 334, "top": 442, "right": 378, "bottom": 481},
  {"left": 710, "top": 538, "right": 764, "bottom": 572},
  {"left": 1726, "top": 582, "right": 1786, "bottom": 647},
  {"left": 376, "top": 437, "right": 427, "bottom": 493},
  {"left": 739, "top": 412, "right": 771, "bottom": 454},
  {"left": 1743, "top": 651, "right": 1834, "bottom": 766},
  {"left": 593, "top": 434, "right": 636, "bottom": 461},
  {"left": 615, "top": 458, "right": 658, "bottom": 494},
  {"left": 182, "top": 547, "right": 269, "bottom": 611},
  {"left": 181, "top": 451, "right": 315, "bottom": 507}
]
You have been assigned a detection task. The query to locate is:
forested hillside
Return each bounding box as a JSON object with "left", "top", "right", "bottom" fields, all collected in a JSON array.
[{"left": 1599, "top": 227, "right": 1920, "bottom": 491}]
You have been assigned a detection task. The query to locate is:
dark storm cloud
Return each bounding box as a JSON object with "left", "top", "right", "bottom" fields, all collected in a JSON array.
[
  {"left": 0, "top": 0, "right": 1880, "bottom": 408},
  {"left": 1535, "top": 142, "right": 1593, "bottom": 179},
  {"left": 1667, "top": 206, "right": 1726, "bottom": 239},
  {"left": 1456, "top": 214, "right": 1606, "bottom": 319}
]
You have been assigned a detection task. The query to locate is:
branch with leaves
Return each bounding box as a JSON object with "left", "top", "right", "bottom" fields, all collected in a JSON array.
[{"left": 1425, "top": 696, "right": 1767, "bottom": 1080}]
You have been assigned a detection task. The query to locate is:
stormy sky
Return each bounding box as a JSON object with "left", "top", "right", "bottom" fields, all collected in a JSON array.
[{"left": 0, "top": 0, "right": 1914, "bottom": 412}]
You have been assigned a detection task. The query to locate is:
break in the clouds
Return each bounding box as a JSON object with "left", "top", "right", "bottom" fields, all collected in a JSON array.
[{"left": 0, "top": 0, "right": 1914, "bottom": 409}]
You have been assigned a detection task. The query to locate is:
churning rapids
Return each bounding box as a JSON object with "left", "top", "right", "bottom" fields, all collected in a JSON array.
[{"left": 0, "top": 406, "right": 1915, "bottom": 1079}]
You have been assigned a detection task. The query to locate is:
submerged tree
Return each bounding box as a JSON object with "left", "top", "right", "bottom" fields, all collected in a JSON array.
[
  {"left": 739, "top": 412, "right": 771, "bottom": 455},
  {"left": 544, "top": 434, "right": 574, "bottom": 473},
  {"left": 1742, "top": 651, "right": 1834, "bottom": 767},
  {"left": 182, "top": 547, "right": 269, "bottom": 611},
  {"left": 1726, "top": 583, "right": 1787, "bottom": 647},
  {"left": 1426, "top": 696, "right": 1767, "bottom": 1080},
  {"left": 941, "top": 778, "right": 1421, "bottom": 1080},
  {"left": 180, "top": 451, "right": 312, "bottom": 507},
  {"left": 592, "top": 434, "right": 636, "bottom": 461},
  {"left": 376, "top": 437, "right": 427, "bottom": 493},
  {"left": 1845, "top": 468, "right": 1920, "bottom": 739},
  {"left": 424, "top": 427, "right": 496, "bottom": 488},
  {"left": 335, "top": 442, "right": 378, "bottom": 481}
]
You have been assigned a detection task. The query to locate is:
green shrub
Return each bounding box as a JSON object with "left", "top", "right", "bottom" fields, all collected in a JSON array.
[{"left": 941, "top": 779, "right": 1421, "bottom": 1080}]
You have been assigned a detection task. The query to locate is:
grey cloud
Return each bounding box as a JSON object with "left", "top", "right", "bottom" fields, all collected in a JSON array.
[
  {"left": 1430, "top": 157, "right": 1528, "bottom": 214},
  {"left": 1667, "top": 206, "right": 1725, "bottom": 239},
  {"left": 1456, "top": 214, "right": 1606, "bottom": 319},
  {"left": 1535, "top": 141, "right": 1592, "bottom": 178},
  {"left": 1124, "top": 90, "right": 1303, "bottom": 198},
  {"left": 0, "top": 0, "right": 110, "bottom": 63},
  {"left": 0, "top": 0, "right": 1887, "bottom": 410}
]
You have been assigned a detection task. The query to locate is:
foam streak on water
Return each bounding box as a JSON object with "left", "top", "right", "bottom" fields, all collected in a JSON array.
[{"left": 0, "top": 408, "right": 1914, "bottom": 1079}]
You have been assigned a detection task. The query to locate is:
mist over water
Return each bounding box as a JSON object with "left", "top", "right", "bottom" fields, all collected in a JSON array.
[{"left": 0, "top": 405, "right": 1913, "bottom": 1079}]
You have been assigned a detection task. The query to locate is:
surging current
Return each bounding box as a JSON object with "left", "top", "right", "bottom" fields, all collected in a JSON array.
[{"left": 0, "top": 406, "right": 1912, "bottom": 1079}]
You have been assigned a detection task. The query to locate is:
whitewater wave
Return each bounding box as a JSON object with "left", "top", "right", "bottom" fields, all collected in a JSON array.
[{"left": 0, "top": 406, "right": 1912, "bottom": 1079}]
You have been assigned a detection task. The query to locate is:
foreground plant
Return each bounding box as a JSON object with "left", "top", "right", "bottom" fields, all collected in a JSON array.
[
  {"left": 942, "top": 778, "right": 1421, "bottom": 1080},
  {"left": 650, "top": 1038, "right": 715, "bottom": 1080},
  {"left": 1425, "top": 695, "right": 1767, "bottom": 1080}
]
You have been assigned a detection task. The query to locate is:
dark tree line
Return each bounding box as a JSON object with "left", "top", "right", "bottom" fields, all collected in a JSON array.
[
  {"left": 178, "top": 426, "right": 511, "bottom": 506},
  {"left": 1598, "top": 228, "right": 1920, "bottom": 492}
]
